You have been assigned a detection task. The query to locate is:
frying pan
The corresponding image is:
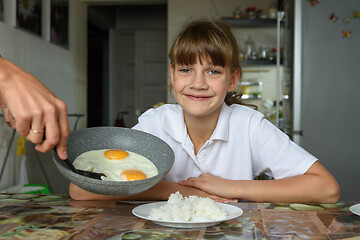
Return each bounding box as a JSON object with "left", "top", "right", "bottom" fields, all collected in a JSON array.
[{"left": 52, "top": 127, "right": 174, "bottom": 196}]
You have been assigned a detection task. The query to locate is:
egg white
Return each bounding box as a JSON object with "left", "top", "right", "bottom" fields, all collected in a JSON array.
[{"left": 73, "top": 149, "right": 158, "bottom": 181}]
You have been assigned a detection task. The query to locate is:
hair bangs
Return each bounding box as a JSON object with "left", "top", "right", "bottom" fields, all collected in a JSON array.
[
  {"left": 172, "top": 36, "right": 229, "bottom": 68},
  {"left": 169, "top": 19, "right": 240, "bottom": 73}
]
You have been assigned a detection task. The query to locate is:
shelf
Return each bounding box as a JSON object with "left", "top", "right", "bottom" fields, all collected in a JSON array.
[
  {"left": 220, "top": 17, "right": 280, "bottom": 28},
  {"left": 240, "top": 59, "right": 283, "bottom": 66},
  {"left": 241, "top": 81, "right": 262, "bottom": 87},
  {"left": 241, "top": 94, "right": 262, "bottom": 100}
]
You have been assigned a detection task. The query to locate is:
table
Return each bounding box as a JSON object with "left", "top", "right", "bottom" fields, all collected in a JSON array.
[{"left": 0, "top": 193, "right": 359, "bottom": 239}]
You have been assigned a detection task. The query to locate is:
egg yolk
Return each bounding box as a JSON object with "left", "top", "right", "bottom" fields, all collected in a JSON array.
[
  {"left": 104, "top": 149, "right": 129, "bottom": 160},
  {"left": 121, "top": 169, "right": 147, "bottom": 181}
]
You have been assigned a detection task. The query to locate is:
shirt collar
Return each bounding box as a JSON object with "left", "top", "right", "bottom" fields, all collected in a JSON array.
[
  {"left": 163, "top": 102, "right": 231, "bottom": 143},
  {"left": 211, "top": 102, "right": 231, "bottom": 141}
]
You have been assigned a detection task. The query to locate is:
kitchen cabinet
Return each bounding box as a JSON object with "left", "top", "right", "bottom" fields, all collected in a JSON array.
[{"left": 220, "top": 18, "right": 278, "bottom": 27}]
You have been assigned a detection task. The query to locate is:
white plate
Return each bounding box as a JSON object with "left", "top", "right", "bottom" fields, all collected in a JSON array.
[
  {"left": 120, "top": 200, "right": 154, "bottom": 204},
  {"left": 350, "top": 203, "right": 360, "bottom": 216},
  {"left": 132, "top": 201, "right": 243, "bottom": 228}
]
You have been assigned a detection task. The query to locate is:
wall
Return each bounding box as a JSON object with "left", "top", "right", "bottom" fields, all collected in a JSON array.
[
  {"left": 115, "top": 5, "right": 167, "bottom": 29},
  {"left": 0, "top": 0, "right": 87, "bottom": 194}
]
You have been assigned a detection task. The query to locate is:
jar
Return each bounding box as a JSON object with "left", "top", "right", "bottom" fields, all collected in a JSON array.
[
  {"left": 257, "top": 9, "right": 269, "bottom": 19},
  {"left": 241, "top": 85, "right": 251, "bottom": 95},
  {"left": 239, "top": 48, "right": 245, "bottom": 61},
  {"left": 250, "top": 50, "right": 258, "bottom": 60},
  {"left": 233, "top": 6, "right": 242, "bottom": 19},
  {"left": 258, "top": 46, "right": 269, "bottom": 59},
  {"left": 245, "top": 6, "right": 257, "bottom": 19},
  {"left": 268, "top": 8, "right": 277, "bottom": 19},
  {"left": 268, "top": 48, "right": 277, "bottom": 61}
]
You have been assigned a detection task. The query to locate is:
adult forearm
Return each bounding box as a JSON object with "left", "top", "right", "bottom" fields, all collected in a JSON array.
[
  {"left": 69, "top": 180, "right": 233, "bottom": 202},
  {"left": 0, "top": 56, "right": 70, "bottom": 158},
  {"left": 0, "top": 56, "right": 10, "bottom": 101},
  {"left": 70, "top": 182, "right": 169, "bottom": 201}
]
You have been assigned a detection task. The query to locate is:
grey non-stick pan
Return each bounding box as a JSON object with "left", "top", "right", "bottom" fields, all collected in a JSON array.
[{"left": 52, "top": 127, "right": 174, "bottom": 196}]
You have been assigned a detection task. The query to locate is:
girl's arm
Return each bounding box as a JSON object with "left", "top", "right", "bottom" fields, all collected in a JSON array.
[
  {"left": 69, "top": 181, "right": 238, "bottom": 203},
  {"left": 179, "top": 161, "right": 340, "bottom": 203}
]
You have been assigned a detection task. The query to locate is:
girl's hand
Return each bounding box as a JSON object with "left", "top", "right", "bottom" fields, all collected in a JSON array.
[
  {"left": 178, "top": 173, "right": 238, "bottom": 201},
  {"left": 178, "top": 186, "right": 237, "bottom": 203},
  {"left": 207, "top": 194, "right": 238, "bottom": 203}
]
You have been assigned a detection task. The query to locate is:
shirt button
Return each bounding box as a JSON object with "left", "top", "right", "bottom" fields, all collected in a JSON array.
[{"left": 201, "top": 151, "right": 206, "bottom": 156}]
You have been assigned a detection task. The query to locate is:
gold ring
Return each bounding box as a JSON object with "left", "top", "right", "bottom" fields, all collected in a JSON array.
[{"left": 31, "top": 129, "right": 44, "bottom": 134}]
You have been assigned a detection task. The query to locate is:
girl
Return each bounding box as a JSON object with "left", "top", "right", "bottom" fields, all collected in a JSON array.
[{"left": 70, "top": 19, "right": 340, "bottom": 203}]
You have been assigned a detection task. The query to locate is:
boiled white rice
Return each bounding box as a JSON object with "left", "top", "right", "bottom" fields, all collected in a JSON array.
[{"left": 149, "top": 191, "right": 227, "bottom": 222}]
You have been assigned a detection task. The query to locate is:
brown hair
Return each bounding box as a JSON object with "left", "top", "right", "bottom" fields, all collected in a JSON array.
[{"left": 169, "top": 19, "right": 256, "bottom": 109}]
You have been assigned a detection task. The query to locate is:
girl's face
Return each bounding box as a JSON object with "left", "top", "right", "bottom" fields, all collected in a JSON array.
[{"left": 170, "top": 58, "right": 240, "bottom": 119}]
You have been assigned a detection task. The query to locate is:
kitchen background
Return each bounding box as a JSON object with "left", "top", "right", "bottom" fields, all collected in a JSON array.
[{"left": 0, "top": 0, "right": 359, "bottom": 201}]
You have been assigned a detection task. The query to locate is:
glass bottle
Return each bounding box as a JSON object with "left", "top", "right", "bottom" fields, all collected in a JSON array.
[{"left": 244, "top": 36, "right": 255, "bottom": 60}]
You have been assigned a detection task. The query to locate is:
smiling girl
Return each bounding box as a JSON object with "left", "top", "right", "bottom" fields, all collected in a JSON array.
[{"left": 70, "top": 19, "right": 340, "bottom": 203}]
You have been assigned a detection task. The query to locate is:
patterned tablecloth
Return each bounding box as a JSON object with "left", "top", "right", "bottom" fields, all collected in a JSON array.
[{"left": 0, "top": 193, "right": 359, "bottom": 239}]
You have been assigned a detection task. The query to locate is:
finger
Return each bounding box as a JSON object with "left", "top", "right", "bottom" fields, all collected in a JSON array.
[
  {"left": 26, "top": 111, "right": 45, "bottom": 144},
  {"left": 179, "top": 178, "right": 199, "bottom": 187},
  {"left": 35, "top": 112, "right": 59, "bottom": 153},
  {"left": 222, "top": 198, "right": 238, "bottom": 203},
  {"left": 13, "top": 109, "right": 32, "bottom": 136},
  {"left": 209, "top": 195, "right": 238, "bottom": 203},
  {"left": 1, "top": 105, "right": 13, "bottom": 128},
  {"left": 55, "top": 100, "right": 69, "bottom": 159},
  {"left": 208, "top": 195, "right": 227, "bottom": 203},
  {"left": 219, "top": 199, "right": 238, "bottom": 203},
  {"left": 0, "top": 104, "right": 6, "bottom": 115},
  {"left": 214, "top": 195, "right": 238, "bottom": 203},
  {"left": 8, "top": 110, "right": 17, "bottom": 130},
  {"left": 178, "top": 180, "right": 192, "bottom": 186},
  {"left": 179, "top": 180, "right": 203, "bottom": 191}
]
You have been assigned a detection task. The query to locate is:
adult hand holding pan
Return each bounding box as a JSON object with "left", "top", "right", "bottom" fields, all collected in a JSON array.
[{"left": 52, "top": 127, "right": 174, "bottom": 196}]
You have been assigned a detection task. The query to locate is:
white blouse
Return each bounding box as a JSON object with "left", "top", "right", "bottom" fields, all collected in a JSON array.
[{"left": 132, "top": 103, "right": 317, "bottom": 182}]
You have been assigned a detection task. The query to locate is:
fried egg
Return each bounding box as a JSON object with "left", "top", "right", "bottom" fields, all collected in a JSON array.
[{"left": 73, "top": 149, "right": 158, "bottom": 181}]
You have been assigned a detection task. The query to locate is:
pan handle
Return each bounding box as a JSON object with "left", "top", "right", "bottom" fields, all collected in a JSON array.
[{"left": 63, "top": 158, "right": 79, "bottom": 174}]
